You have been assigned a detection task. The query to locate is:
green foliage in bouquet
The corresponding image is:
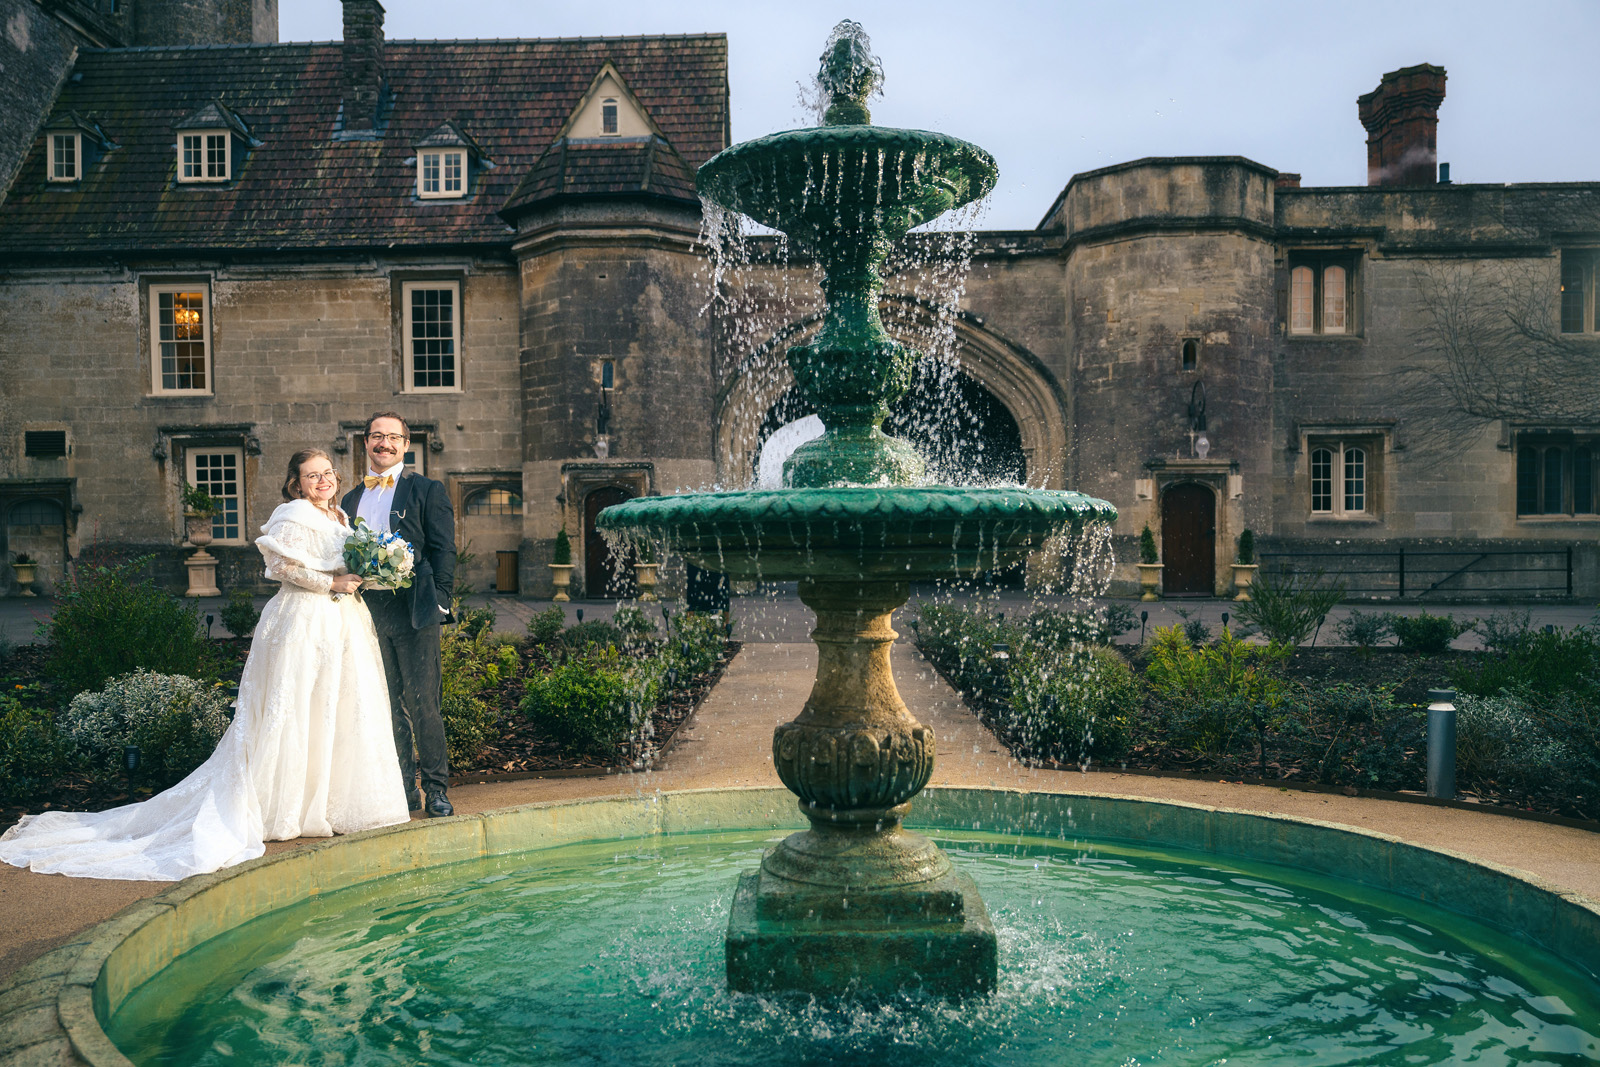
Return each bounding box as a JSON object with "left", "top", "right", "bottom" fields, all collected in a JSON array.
[{"left": 343, "top": 518, "right": 415, "bottom": 590}]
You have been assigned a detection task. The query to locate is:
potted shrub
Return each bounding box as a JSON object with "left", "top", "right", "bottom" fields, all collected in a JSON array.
[
  {"left": 1136, "top": 525, "right": 1162, "bottom": 602},
  {"left": 549, "top": 527, "right": 574, "bottom": 603},
  {"left": 181, "top": 483, "right": 221, "bottom": 548},
  {"left": 1231, "top": 528, "right": 1259, "bottom": 601},
  {"left": 633, "top": 539, "right": 660, "bottom": 603},
  {"left": 10, "top": 552, "right": 37, "bottom": 597}
]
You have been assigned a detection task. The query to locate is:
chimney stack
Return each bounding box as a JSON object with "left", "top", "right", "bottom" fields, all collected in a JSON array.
[
  {"left": 1358, "top": 64, "right": 1446, "bottom": 186},
  {"left": 341, "top": 0, "right": 386, "bottom": 133}
]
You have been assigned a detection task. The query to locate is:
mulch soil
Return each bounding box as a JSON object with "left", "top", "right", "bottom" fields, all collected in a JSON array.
[{"left": 0, "top": 639, "right": 740, "bottom": 831}]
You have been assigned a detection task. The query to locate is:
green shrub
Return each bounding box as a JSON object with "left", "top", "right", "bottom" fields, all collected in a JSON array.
[
  {"left": 47, "top": 557, "right": 216, "bottom": 697},
  {"left": 60, "top": 670, "right": 231, "bottom": 788},
  {"left": 1025, "top": 605, "right": 1132, "bottom": 650},
  {"left": 1455, "top": 691, "right": 1594, "bottom": 795},
  {"left": 614, "top": 605, "right": 659, "bottom": 650},
  {"left": 560, "top": 619, "right": 624, "bottom": 651},
  {"left": 526, "top": 606, "right": 565, "bottom": 646},
  {"left": 219, "top": 589, "right": 261, "bottom": 638},
  {"left": 520, "top": 648, "right": 655, "bottom": 759},
  {"left": 1006, "top": 645, "right": 1137, "bottom": 762},
  {"left": 1139, "top": 525, "right": 1158, "bottom": 564},
  {"left": 1278, "top": 684, "right": 1422, "bottom": 791},
  {"left": 1236, "top": 529, "right": 1255, "bottom": 565},
  {"left": 1173, "top": 607, "right": 1213, "bottom": 646},
  {"left": 1334, "top": 610, "right": 1391, "bottom": 653},
  {"left": 1144, "top": 626, "right": 1290, "bottom": 707},
  {"left": 552, "top": 528, "right": 573, "bottom": 566},
  {"left": 1232, "top": 568, "right": 1345, "bottom": 646},
  {"left": 455, "top": 606, "right": 497, "bottom": 640},
  {"left": 1474, "top": 609, "right": 1534, "bottom": 655},
  {"left": 1386, "top": 610, "right": 1472, "bottom": 654},
  {"left": 1455, "top": 621, "right": 1600, "bottom": 701},
  {"left": 0, "top": 696, "right": 72, "bottom": 805},
  {"left": 440, "top": 625, "right": 515, "bottom": 768},
  {"left": 670, "top": 612, "right": 727, "bottom": 678}
]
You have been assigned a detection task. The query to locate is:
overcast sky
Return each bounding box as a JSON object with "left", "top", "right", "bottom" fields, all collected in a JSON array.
[{"left": 281, "top": 1, "right": 1599, "bottom": 230}]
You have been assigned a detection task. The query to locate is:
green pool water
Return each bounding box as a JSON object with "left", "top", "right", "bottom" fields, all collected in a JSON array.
[{"left": 108, "top": 830, "right": 1600, "bottom": 1066}]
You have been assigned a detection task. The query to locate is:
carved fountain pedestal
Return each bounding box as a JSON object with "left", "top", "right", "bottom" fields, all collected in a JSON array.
[{"left": 725, "top": 579, "right": 995, "bottom": 996}]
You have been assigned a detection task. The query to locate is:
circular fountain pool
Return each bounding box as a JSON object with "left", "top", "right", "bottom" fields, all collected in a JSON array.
[{"left": 86, "top": 791, "right": 1599, "bottom": 1067}]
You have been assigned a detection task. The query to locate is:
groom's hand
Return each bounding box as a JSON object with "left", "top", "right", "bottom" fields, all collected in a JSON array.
[{"left": 331, "top": 574, "right": 363, "bottom": 594}]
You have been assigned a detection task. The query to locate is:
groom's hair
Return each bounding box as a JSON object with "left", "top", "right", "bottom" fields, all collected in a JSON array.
[{"left": 364, "top": 411, "right": 410, "bottom": 438}]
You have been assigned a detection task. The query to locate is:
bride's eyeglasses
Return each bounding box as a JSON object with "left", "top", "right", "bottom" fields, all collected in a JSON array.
[{"left": 301, "top": 471, "right": 338, "bottom": 484}]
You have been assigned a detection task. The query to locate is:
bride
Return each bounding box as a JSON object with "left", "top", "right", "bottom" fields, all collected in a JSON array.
[{"left": 0, "top": 449, "right": 411, "bottom": 880}]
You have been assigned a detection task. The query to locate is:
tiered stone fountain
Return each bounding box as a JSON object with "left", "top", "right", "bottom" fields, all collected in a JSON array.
[{"left": 598, "top": 22, "right": 1117, "bottom": 997}]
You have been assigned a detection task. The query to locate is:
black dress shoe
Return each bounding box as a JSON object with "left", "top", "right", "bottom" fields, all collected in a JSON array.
[
  {"left": 425, "top": 789, "right": 454, "bottom": 818},
  {"left": 405, "top": 790, "right": 422, "bottom": 812}
]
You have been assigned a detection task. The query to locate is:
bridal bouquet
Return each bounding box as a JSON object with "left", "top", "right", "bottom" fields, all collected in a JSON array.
[{"left": 342, "top": 519, "right": 415, "bottom": 592}]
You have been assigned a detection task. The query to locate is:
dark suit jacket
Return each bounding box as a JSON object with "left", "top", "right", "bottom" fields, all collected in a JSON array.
[{"left": 341, "top": 470, "right": 455, "bottom": 629}]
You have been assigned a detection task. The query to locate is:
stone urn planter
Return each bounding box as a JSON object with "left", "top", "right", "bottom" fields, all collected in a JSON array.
[
  {"left": 549, "top": 563, "right": 573, "bottom": 603},
  {"left": 634, "top": 562, "right": 659, "bottom": 602},
  {"left": 1231, "top": 563, "right": 1259, "bottom": 601},
  {"left": 183, "top": 511, "right": 221, "bottom": 597},
  {"left": 1136, "top": 562, "right": 1163, "bottom": 602},
  {"left": 10, "top": 559, "right": 37, "bottom": 597}
]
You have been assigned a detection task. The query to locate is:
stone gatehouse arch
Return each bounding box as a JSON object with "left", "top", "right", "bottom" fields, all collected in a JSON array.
[{"left": 713, "top": 304, "right": 1068, "bottom": 489}]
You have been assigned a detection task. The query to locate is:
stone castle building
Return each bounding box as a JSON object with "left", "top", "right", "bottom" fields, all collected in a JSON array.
[{"left": 1, "top": 0, "right": 1595, "bottom": 600}]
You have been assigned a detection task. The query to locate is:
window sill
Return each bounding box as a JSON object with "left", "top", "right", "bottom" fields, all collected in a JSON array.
[
  {"left": 1516, "top": 515, "right": 1600, "bottom": 523},
  {"left": 403, "top": 386, "right": 463, "bottom": 395},
  {"left": 151, "top": 391, "right": 216, "bottom": 399},
  {"left": 1306, "top": 514, "right": 1382, "bottom": 525},
  {"left": 1286, "top": 333, "right": 1365, "bottom": 342}
]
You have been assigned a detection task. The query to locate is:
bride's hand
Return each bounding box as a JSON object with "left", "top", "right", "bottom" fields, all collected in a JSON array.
[{"left": 331, "top": 574, "right": 362, "bottom": 594}]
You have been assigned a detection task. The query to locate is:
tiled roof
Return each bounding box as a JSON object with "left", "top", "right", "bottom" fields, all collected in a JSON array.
[
  {"left": 503, "top": 136, "right": 697, "bottom": 215},
  {"left": 0, "top": 35, "right": 727, "bottom": 254}
]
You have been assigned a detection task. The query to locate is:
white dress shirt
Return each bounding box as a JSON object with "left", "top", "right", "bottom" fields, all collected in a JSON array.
[{"left": 356, "top": 460, "right": 404, "bottom": 534}]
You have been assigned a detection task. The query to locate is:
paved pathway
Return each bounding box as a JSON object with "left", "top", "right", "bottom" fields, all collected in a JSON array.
[{"left": 2, "top": 631, "right": 1598, "bottom": 982}]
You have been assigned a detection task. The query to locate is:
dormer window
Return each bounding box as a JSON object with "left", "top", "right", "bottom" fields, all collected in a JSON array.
[
  {"left": 418, "top": 150, "right": 465, "bottom": 198},
  {"left": 601, "top": 98, "right": 619, "bottom": 135},
  {"left": 411, "top": 121, "right": 488, "bottom": 202},
  {"left": 180, "top": 131, "right": 230, "bottom": 182},
  {"left": 173, "top": 102, "right": 257, "bottom": 186},
  {"left": 49, "top": 133, "right": 80, "bottom": 182}
]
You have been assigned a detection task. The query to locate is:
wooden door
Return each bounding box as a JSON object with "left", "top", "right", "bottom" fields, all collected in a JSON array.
[
  {"left": 583, "top": 485, "right": 637, "bottom": 598},
  {"left": 1161, "top": 483, "right": 1215, "bottom": 596}
]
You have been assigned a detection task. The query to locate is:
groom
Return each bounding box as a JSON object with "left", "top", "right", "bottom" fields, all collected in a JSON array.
[{"left": 342, "top": 412, "right": 456, "bottom": 818}]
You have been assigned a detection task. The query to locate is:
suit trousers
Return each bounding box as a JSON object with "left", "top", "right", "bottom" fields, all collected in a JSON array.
[{"left": 366, "top": 592, "right": 449, "bottom": 794}]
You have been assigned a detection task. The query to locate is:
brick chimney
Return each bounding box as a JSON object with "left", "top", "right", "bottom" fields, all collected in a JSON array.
[
  {"left": 1358, "top": 64, "right": 1446, "bottom": 186},
  {"left": 341, "top": 0, "right": 386, "bottom": 133}
]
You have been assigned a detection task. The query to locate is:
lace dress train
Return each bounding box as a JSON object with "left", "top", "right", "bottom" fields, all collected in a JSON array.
[{"left": 0, "top": 500, "right": 410, "bottom": 881}]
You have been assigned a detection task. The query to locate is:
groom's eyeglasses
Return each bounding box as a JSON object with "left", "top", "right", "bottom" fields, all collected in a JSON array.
[{"left": 366, "top": 433, "right": 408, "bottom": 445}]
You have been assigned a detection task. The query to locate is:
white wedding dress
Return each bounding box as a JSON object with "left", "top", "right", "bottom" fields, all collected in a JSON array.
[{"left": 0, "top": 500, "right": 410, "bottom": 881}]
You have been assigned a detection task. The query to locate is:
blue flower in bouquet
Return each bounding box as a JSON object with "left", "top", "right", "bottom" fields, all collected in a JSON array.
[{"left": 343, "top": 518, "right": 415, "bottom": 590}]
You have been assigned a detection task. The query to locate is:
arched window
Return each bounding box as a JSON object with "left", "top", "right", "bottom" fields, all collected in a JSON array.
[
  {"left": 1322, "top": 265, "right": 1347, "bottom": 333},
  {"left": 466, "top": 488, "right": 522, "bottom": 516},
  {"left": 1310, "top": 447, "right": 1333, "bottom": 512},
  {"left": 601, "top": 99, "right": 619, "bottom": 136},
  {"left": 1180, "top": 338, "right": 1199, "bottom": 371},
  {"left": 1290, "top": 266, "right": 1315, "bottom": 334},
  {"left": 7, "top": 499, "right": 64, "bottom": 526},
  {"left": 1343, "top": 446, "right": 1365, "bottom": 511}
]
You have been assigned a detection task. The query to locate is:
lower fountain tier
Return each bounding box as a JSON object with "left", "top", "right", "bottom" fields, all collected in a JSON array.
[
  {"left": 595, "top": 484, "right": 1116, "bottom": 582},
  {"left": 726, "top": 865, "right": 997, "bottom": 997}
]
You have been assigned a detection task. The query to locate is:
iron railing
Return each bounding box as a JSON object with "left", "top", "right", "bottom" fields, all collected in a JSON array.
[{"left": 1257, "top": 545, "right": 1574, "bottom": 600}]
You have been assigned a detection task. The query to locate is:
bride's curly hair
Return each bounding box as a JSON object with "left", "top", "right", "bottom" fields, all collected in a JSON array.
[{"left": 282, "top": 448, "right": 339, "bottom": 502}]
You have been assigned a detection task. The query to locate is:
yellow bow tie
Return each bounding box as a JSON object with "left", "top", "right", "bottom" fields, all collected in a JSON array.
[{"left": 364, "top": 474, "right": 395, "bottom": 490}]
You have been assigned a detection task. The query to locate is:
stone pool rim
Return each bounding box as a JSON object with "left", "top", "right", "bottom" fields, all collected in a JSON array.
[{"left": 4, "top": 785, "right": 1597, "bottom": 1067}]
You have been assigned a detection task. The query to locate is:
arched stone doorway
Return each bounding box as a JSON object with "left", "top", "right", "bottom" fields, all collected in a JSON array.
[
  {"left": 755, "top": 364, "right": 1026, "bottom": 486},
  {"left": 1161, "top": 483, "right": 1216, "bottom": 596},
  {"left": 716, "top": 309, "right": 1067, "bottom": 490},
  {"left": 583, "top": 484, "right": 638, "bottom": 599}
]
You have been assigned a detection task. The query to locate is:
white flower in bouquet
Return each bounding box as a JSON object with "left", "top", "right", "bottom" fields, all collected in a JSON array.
[{"left": 342, "top": 518, "right": 416, "bottom": 593}]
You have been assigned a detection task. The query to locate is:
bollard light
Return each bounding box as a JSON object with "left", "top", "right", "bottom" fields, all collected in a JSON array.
[
  {"left": 123, "top": 745, "right": 141, "bottom": 773},
  {"left": 990, "top": 642, "right": 1010, "bottom": 662},
  {"left": 575, "top": 608, "right": 584, "bottom": 623},
  {"left": 1221, "top": 611, "right": 1229, "bottom": 633},
  {"left": 1426, "top": 688, "right": 1457, "bottom": 800},
  {"left": 1140, "top": 609, "right": 1149, "bottom": 644},
  {"left": 206, "top": 613, "right": 215, "bottom": 637}
]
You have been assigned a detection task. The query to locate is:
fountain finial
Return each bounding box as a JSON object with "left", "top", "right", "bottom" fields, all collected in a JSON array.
[{"left": 818, "top": 20, "right": 883, "bottom": 125}]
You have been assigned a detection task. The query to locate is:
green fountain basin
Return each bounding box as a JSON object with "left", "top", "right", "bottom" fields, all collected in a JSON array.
[
  {"left": 698, "top": 125, "right": 998, "bottom": 244},
  {"left": 597, "top": 485, "right": 1117, "bottom": 581},
  {"left": 9, "top": 788, "right": 1598, "bottom": 1066}
]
